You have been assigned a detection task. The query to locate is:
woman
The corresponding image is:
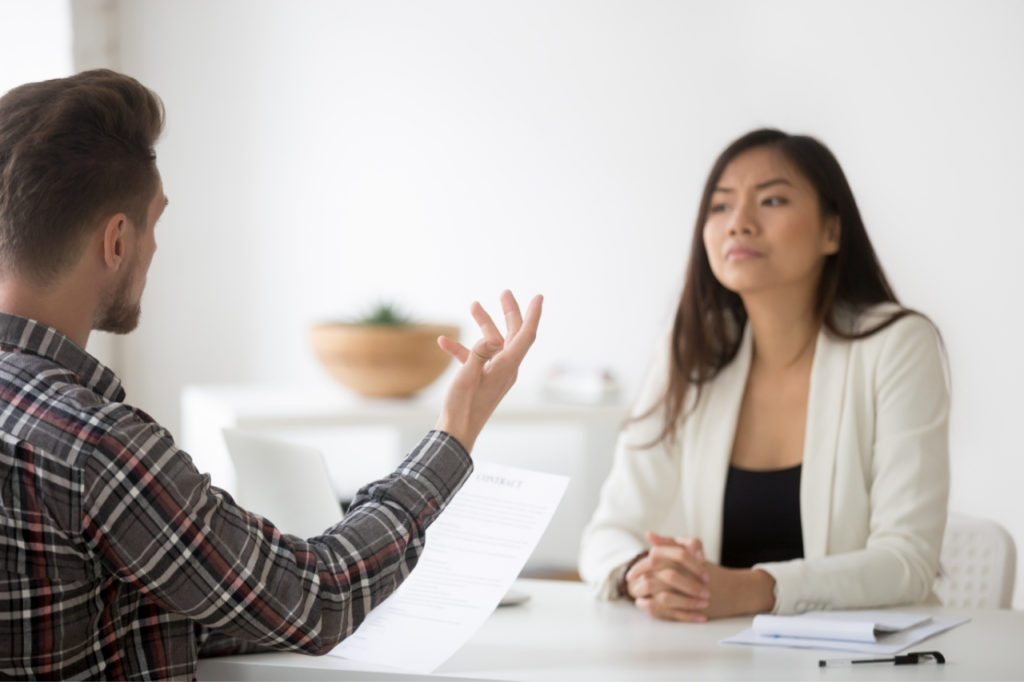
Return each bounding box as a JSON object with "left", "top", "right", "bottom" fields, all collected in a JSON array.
[{"left": 578, "top": 129, "right": 949, "bottom": 621}]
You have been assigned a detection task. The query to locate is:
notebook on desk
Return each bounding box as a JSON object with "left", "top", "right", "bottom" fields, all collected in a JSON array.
[{"left": 721, "top": 610, "right": 970, "bottom": 654}]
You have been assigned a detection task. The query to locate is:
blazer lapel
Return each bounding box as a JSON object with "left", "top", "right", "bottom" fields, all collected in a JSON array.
[
  {"left": 685, "top": 325, "right": 753, "bottom": 563},
  {"left": 800, "top": 327, "right": 851, "bottom": 558}
]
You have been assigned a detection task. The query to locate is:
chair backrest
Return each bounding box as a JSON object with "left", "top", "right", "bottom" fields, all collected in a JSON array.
[
  {"left": 222, "top": 428, "right": 343, "bottom": 539},
  {"left": 934, "top": 513, "right": 1017, "bottom": 609}
]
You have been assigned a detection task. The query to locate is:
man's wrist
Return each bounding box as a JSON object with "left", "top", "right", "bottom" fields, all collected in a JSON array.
[{"left": 434, "top": 417, "right": 474, "bottom": 454}]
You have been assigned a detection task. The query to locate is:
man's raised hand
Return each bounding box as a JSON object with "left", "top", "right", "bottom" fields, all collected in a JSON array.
[{"left": 434, "top": 290, "right": 542, "bottom": 452}]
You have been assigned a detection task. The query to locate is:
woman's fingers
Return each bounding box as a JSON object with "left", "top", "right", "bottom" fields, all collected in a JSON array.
[
  {"left": 625, "top": 554, "right": 655, "bottom": 583},
  {"left": 675, "top": 536, "right": 705, "bottom": 562},
  {"left": 631, "top": 532, "right": 712, "bottom": 622},
  {"left": 648, "top": 543, "right": 709, "bottom": 583},
  {"left": 646, "top": 532, "right": 706, "bottom": 561},
  {"left": 654, "top": 567, "right": 710, "bottom": 599},
  {"left": 627, "top": 571, "right": 665, "bottom": 600},
  {"left": 646, "top": 531, "right": 676, "bottom": 546},
  {"left": 628, "top": 565, "right": 709, "bottom": 601},
  {"left": 648, "top": 587, "right": 710, "bottom": 612},
  {"left": 635, "top": 594, "right": 708, "bottom": 623}
]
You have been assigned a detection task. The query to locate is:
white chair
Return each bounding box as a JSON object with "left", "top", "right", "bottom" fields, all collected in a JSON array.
[
  {"left": 934, "top": 513, "right": 1017, "bottom": 609},
  {"left": 222, "top": 428, "right": 343, "bottom": 539}
]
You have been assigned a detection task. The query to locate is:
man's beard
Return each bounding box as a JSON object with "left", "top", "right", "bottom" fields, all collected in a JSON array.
[{"left": 94, "top": 270, "right": 142, "bottom": 335}]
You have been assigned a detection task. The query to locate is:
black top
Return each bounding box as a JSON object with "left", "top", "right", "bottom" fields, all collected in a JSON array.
[{"left": 719, "top": 463, "right": 804, "bottom": 569}]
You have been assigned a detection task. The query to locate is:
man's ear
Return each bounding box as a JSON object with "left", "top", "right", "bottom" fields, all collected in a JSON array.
[
  {"left": 822, "top": 215, "right": 841, "bottom": 255},
  {"left": 101, "top": 213, "right": 129, "bottom": 270}
]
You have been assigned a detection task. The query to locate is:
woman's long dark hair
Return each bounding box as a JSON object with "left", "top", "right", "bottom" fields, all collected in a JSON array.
[{"left": 648, "top": 128, "right": 913, "bottom": 446}]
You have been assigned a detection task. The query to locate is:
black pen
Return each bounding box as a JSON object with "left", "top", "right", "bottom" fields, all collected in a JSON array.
[{"left": 819, "top": 651, "right": 946, "bottom": 667}]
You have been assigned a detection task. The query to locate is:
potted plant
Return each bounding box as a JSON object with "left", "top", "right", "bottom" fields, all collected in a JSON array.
[{"left": 309, "top": 302, "right": 459, "bottom": 398}]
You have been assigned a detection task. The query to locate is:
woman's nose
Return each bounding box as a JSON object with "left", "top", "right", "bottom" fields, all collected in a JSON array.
[{"left": 727, "top": 200, "right": 756, "bottom": 236}]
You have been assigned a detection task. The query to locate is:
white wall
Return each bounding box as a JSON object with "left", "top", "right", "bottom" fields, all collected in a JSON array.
[
  {"left": 0, "top": 2, "right": 71, "bottom": 98},
  {"left": 100, "top": 1, "right": 1024, "bottom": 603}
]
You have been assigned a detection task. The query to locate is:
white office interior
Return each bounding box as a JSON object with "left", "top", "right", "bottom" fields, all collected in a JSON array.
[{"left": 2, "top": 0, "right": 1022, "bottom": 608}]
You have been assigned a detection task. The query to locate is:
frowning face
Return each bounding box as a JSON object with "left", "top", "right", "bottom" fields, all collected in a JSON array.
[{"left": 702, "top": 146, "right": 839, "bottom": 298}]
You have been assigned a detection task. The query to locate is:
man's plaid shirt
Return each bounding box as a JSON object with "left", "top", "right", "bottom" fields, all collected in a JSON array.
[{"left": 0, "top": 313, "right": 472, "bottom": 680}]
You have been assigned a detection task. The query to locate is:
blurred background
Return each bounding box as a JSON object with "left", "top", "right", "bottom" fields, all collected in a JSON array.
[{"left": 2, "top": 0, "right": 1022, "bottom": 603}]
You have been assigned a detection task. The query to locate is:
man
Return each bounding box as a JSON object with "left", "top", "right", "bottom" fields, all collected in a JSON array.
[{"left": 0, "top": 69, "right": 541, "bottom": 679}]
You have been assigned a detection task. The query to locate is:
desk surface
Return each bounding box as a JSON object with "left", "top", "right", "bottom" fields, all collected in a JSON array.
[{"left": 198, "top": 579, "right": 1024, "bottom": 681}]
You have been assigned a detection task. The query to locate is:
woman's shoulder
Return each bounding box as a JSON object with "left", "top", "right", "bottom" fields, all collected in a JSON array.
[
  {"left": 835, "top": 302, "right": 940, "bottom": 342},
  {"left": 834, "top": 303, "right": 947, "bottom": 388}
]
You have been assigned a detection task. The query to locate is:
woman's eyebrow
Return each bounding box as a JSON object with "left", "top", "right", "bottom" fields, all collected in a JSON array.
[
  {"left": 754, "top": 178, "right": 793, "bottom": 190},
  {"left": 713, "top": 177, "right": 794, "bottom": 193}
]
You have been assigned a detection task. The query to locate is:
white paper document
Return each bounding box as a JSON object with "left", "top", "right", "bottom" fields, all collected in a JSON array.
[
  {"left": 721, "top": 609, "right": 970, "bottom": 654},
  {"left": 329, "top": 460, "right": 569, "bottom": 673}
]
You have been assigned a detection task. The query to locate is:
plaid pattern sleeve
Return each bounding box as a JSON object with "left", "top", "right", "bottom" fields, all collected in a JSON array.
[{"left": 0, "top": 314, "right": 472, "bottom": 680}]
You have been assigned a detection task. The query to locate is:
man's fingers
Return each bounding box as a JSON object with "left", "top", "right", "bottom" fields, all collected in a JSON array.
[
  {"left": 502, "top": 294, "right": 542, "bottom": 361},
  {"left": 470, "top": 301, "right": 504, "bottom": 348},
  {"left": 523, "top": 295, "right": 542, "bottom": 335},
  {"left": 500, "top": 289, "right": 523, "bottom": 338},
  {"left": 448, "top": 293, "right": 540, "bottom": 374},
  {"left": 437, "top": 335, "right": 470, "bottom": 364},
  {"left": 468, "top": 337, "right": 501, "bottom": 366}
]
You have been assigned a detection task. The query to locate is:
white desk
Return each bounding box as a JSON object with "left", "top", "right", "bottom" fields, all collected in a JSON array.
[{"left": 198, "top": 579, "right": 1024, "bottom": 681}]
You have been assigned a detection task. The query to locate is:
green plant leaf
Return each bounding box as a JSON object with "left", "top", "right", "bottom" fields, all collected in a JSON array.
[{"left": 352, "top": 301, "right": 413, "bottom": 326}]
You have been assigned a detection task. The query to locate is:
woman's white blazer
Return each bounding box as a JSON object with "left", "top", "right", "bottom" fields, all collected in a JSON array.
[{"left": 578, "top": 307, "right": 950, "bottom": 614}]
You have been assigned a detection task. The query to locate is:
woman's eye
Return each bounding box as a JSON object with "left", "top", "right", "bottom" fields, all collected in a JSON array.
[
  {"left": 709, "top": 202, "right": 729, "bottom": 213},
  {"left": 762, "top": 196, "right": 788, "bottom": 207}
]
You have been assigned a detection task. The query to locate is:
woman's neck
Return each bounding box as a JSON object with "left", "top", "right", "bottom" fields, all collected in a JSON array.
[{"left": 742, "top": 288, "right": 820, "bottom": 371}]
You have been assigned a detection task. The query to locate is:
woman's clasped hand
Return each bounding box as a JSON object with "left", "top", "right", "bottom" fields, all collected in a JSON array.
[{"left": 625, "top": 532, "right": 776, "bottom": 621}]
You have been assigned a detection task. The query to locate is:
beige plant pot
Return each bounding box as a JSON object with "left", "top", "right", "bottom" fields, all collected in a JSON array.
[{"left": 309, "top": 323, "right": 460, "bottom": 398}]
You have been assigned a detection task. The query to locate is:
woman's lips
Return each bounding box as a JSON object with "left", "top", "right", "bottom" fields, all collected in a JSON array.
[{"left": 725, "top": 245, "right": 763, "bottom": 261}]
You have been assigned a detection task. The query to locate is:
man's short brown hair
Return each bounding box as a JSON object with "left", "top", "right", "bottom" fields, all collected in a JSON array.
[{"left": 0, "top": 69, "right": 165, "bottom": 286}]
